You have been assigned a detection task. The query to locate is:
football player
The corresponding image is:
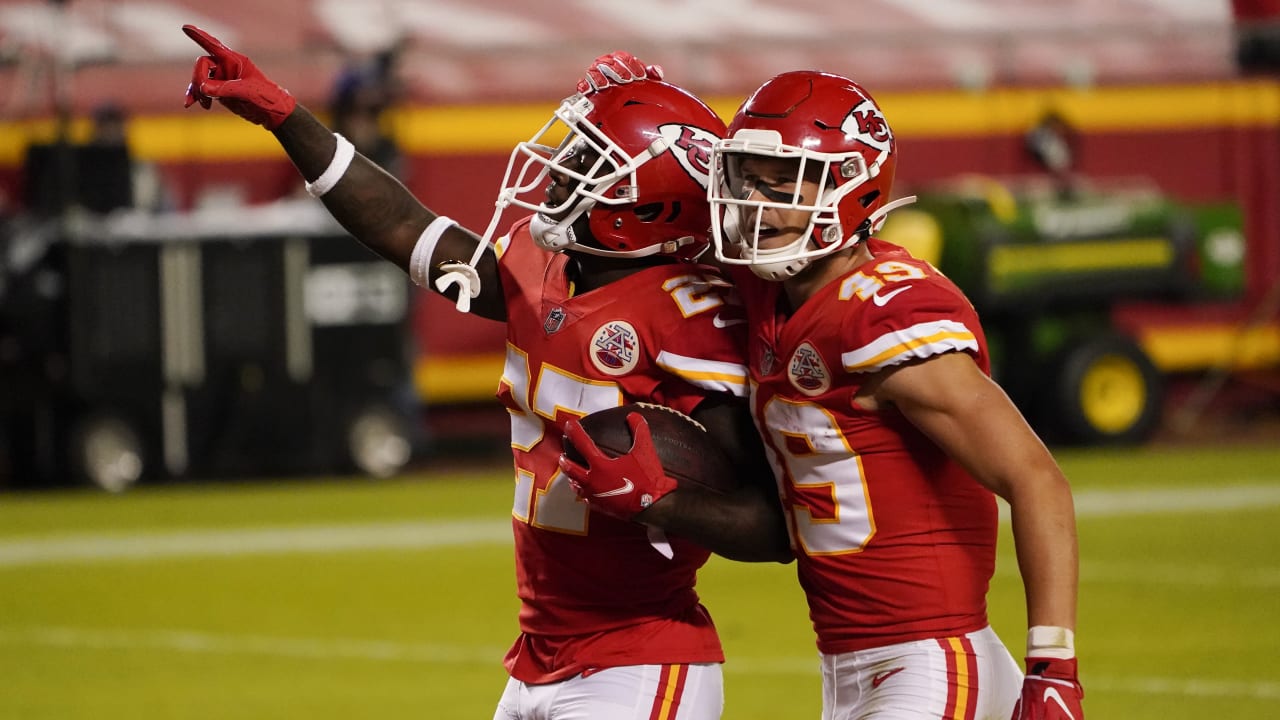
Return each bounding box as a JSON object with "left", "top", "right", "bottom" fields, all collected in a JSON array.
[
  {"left": 181, "top": 30, "right": 789, "bottom": 720},
  {"left": 560, "top": 63, "right": 1085, "bottom": 720}
]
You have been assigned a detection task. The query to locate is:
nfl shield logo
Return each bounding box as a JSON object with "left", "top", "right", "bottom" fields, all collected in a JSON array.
[
  {"left": 544, "top": 307, "right": 566, "bottom": 335},
  {"left": 759, "top": 345, "right": 776, "bottom": 376}
]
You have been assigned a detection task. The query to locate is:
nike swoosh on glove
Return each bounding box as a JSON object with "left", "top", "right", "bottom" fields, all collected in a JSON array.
[
  {"left": 558, "top": 412, "right": 677, "bottom": 520},
  {"left": 183, "top": 24, "right": 296, "bottom": 130},
  {"left": 1011, "top": 657, "right": 1084, "bottom": 720}
]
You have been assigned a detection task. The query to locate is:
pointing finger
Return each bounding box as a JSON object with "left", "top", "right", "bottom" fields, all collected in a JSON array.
[{"left": 182, "top": 24, "right": 231, "bottom": 57}]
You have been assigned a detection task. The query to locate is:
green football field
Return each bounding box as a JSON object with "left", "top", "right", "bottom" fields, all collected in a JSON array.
[{"left": 1, "top": 443, "right": 1277, "bottom": 719}]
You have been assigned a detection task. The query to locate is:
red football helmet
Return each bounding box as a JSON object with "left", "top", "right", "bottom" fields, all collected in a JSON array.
[
  {"left": 710, "top": 70, "right": 912, "bottom": 279},
  {"left": 487, "top": 80, "right": 726, "bottom": 261}
]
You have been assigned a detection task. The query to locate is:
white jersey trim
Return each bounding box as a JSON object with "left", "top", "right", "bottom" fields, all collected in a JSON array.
[
  {"left": 655, "top": 351, "right": 748, "bottom": 397},
  {"left": 841, "top": 319, "right": 978, "bottom": 373}
]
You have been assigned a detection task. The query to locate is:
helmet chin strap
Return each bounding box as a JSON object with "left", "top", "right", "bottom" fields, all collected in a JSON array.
[
  {"left": 435, "top": 260, "right": 483, "bottom": 313},
  {"left": 746, "top": 195, "right": 918, "bottom": 282},
  {"left": 565, "top": 236, "right": 697, "bottom": 259},
  {"left": 834, "top": 195, "right": 919, "bottom": 253},
  {"left": 867, "top": 195, "right": 917, "bottom": 233},
  {"left": 436, "top": 195, "right": 512, "bottom": 313},
  {"left": 532, "top": 211, "right": 697, "bottom": 260},
  {"left": 529, "top": 212, "right": 575, "bottom": 250},
  {"left": 749, "top": 256, "right": 810, "bottom": 281}
]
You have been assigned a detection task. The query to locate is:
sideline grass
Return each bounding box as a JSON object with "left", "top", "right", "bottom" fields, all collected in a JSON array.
[{"left": 1, "top": 445, "right": 1278, "bottom": 718}]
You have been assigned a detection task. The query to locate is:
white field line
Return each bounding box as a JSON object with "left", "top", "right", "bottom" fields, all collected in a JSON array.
[
  {"left": 0, "top": 519, "right": 510, "bottom": 568},
  {"left": 993, "top": 483, "right": 1280, "bottom": 521},
  {"left": 1, "top": 483, "right": 1278, "bottom": 569},
  {"left": 994, "top": 560, "right": 1280, "bottom": 588},
  {"left": 1086, "top": 675, "right": 1280, "bottom": 701},
  {"left": 0, "top": 625, "right": 503, "bottom": 665},
  {"left": 0, "top": 625, "right": 1276, "bottom": 702},
  {"left": 1070, "top": 483, "right": 1280, "bottom": 518}
]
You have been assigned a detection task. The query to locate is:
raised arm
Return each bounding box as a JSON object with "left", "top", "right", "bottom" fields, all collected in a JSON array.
[{"left": 181, "top": 24, "right": 504, "bottom": 320}]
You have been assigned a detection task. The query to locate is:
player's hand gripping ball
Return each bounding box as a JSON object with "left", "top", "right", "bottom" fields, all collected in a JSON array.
[{"left": 560, "top": 403, "right": 736, "bottom": 520}]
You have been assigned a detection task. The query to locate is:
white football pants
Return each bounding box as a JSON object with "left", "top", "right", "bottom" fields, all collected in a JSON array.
[
  {"left": 820, "top": 625, "right": 1023, "bottom": 720},
  {"left": 493, "top": 662, "right": 723, "bottom": 720}
]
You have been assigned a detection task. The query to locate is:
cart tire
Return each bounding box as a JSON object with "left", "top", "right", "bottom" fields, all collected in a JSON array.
[{"left": 1051, "top": 334, "right": 1163, "bottom": 445}]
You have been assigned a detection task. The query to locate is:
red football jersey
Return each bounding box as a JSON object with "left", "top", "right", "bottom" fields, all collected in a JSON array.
[
  {"left": 491, "top": 217, "right": 749, "bottom": 682},
  {"left": 734, "top": 238, "right": 998, "bottom": 655}
]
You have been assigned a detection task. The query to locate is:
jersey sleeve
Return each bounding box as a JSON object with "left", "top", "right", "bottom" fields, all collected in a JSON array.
[
  {"left": 646, "top": 271, "right": 750, "bottom": 414},
  {"left": 839, "top": 275, "right": 982, "bottom": 375}
]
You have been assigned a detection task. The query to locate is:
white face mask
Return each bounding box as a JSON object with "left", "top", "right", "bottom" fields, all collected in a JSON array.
[
  {"left": 483, "top": 94, "right": 633, "bottom": 251},
  {"left": 709, "top": 129, "right": 868, "bottom": 279},
  {"left": 717, "top": 203, "right": 827, "bottom": 280},
  {"left": 710, "top": 129, "right": 916, "bottom": 280}
]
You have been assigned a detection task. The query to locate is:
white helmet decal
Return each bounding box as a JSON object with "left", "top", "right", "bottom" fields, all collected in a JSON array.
[
  {"left": 841, "top": 99, "right": 892, "bottom": 153},
  {"left": 659, "top": 123, "right": 717, "bottom": 191}
]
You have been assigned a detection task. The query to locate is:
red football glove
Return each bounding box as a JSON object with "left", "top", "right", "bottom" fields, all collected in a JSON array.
[
  {"left": 1011, "top": 657, "right": 1084, "bottom": 720},
  {"left": 576, "top": 50, "right": 664, "bottom": 95},
  {"left": 558, "top": 412, "right": 677, "bottom": 521},
  {"left": 182, "top": 24, "right": 296, "bottom": 130}
]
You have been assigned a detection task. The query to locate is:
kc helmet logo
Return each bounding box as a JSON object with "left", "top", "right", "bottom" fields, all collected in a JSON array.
[
  {"left": 842, "top": 99, "right": 892, "bottom": 153},
  {"left": 659, "top": 124, "right": 717, "bottom": 190}
]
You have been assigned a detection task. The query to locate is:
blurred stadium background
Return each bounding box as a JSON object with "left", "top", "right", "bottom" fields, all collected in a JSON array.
[{"left": 0, "top": 0, "right": 1278, "bottom": 717}]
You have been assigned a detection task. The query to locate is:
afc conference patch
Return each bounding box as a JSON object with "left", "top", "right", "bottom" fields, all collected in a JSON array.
[
  {"left": 788, "top": 342, "right": 831, "bottom": 396},
  {"left": 589, "top": 320, "right": 640, "bottom": 376}
]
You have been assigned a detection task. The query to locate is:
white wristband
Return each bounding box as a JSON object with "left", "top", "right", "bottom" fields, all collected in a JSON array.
[
  {"left": 1027, "top": 625, "right": 1075, "bottom": 659},
  {"left": 409, "top": 216, "right": 459, "bottom": 288},
  {"left": 304, "top": 133, "right": 356, "bottom": 198}
]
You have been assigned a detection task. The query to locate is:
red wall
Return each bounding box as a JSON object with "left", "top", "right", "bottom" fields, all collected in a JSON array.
[
  {"left": 386, "top": 121, "right": 1280, "bottom": 366},
  {"left": 2, "top": 88, "right": 1276, "bottom": 362}
]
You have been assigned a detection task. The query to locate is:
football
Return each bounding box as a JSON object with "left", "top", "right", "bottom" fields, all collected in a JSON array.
[{"left": 562, "top": 402, "right": 738, "bottom": 494}]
